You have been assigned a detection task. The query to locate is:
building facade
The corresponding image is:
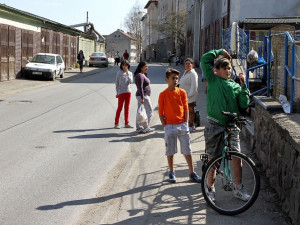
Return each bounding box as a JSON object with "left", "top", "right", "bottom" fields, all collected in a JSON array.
[
  {"left": 141, "top": 0, "right": 158, "bottom": 62},
  {"left": 105, "top": 29, "right": 138, "bottom": 63},
  {"left": 141, "top": 0, "right": 186, "bottom": 62},
  {"left": 194, "top": 0, "right": 300, "bottom": 62}
]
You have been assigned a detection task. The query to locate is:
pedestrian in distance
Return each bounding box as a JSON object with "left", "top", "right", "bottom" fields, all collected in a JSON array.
[
  {"left": 114, "top": 51, "right": 120, "bottom": 66},
  {"left": 158, "top": 68, "right": 202, "bottom": 183},
  {"left": 77, "top": 50, "right": 85, "bottom": 73},
  {"left": 178, "top": 58, "right": 198, "bottom": 132},
  {"left": 168, "top": 53, "right": 172, "bottom": 65},
  {"left": 201, "top": 49, "right": 250, "bottom": 202},
  {"left": 123, "top": 50, "right": 129, "bottom": 61},
  {"left": 175, "top": 56, "right": 180, "bottom": 66},
  {"left": 114, "top": 60, "right": 134, "bottom": 129},
  {"left": 134, "top": 61, "right": 155, "bottom": 134}
]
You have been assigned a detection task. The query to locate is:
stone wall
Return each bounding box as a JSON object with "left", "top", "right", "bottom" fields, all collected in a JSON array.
[{"left": 254, "top": 100, "right": 300, "bottom": 225}]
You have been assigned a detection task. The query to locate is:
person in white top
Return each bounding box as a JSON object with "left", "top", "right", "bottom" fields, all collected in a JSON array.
[{"left": 178, "top": 58, "right": 198, "bottom": 132}]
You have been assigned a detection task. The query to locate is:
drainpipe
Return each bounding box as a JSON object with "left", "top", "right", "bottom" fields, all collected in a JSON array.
[{"left": 227, "top": 0, "right": 230, "bottom": 26}]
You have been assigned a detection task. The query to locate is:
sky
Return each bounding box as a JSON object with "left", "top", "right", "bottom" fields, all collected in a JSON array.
[{"left": 0, "top": 0, "right": 149, "bottom": 35}]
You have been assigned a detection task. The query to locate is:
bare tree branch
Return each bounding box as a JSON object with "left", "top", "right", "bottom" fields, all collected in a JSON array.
[{"left": 123, "top": 5, "right": 144, "bottom": 59}]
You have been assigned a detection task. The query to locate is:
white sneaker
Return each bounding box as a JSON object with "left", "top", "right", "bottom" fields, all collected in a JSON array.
[
  {"left": 207, "top": 186, "right": 216, "bottom": 203},
  {"left": 114, "top": 124, "right": 120, "bottom": 129},
  {"left": 143, "top": 127, "right": 155, "bottom": 133},
  {"left": 233, "top": 184, "right": 251, "bottom": 201}
]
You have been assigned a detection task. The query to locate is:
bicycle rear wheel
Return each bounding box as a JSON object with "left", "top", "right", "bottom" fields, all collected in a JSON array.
[{"left": 201, "top": 151, "right": 260, "bottom": 215}]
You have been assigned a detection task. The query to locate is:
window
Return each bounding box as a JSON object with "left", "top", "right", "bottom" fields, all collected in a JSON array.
[{"left": 56, "top": 56, "right": 62, "bottom": 64}]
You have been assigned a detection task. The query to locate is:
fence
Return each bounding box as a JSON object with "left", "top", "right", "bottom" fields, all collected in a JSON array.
[{"left": 223, "top": 25, "right": 300, "bottom": 113}]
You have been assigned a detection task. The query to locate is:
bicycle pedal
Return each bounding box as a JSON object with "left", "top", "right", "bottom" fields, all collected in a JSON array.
[
  {"left": 200, "top": 153, "right": 208, "bottom": 161},
  {"left": 223, "top": 184, "right": 234, "bottom": 191}
]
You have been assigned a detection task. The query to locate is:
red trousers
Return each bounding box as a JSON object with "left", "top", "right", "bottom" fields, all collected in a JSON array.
[{"left": 115, "top": 93, "right": 131, "bottom": 125}]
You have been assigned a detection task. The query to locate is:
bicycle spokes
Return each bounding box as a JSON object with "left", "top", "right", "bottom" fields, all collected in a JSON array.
[{"left": 201, "top": 152, "right": 260, "bottom": 215}]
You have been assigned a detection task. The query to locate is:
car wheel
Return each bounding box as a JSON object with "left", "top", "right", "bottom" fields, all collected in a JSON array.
[
  {"left": 105, "top": 64, "right": 108, "bottom": 67},
  {"left": 89, "top": 64, "right": 92, "bottom": 67},
  {"left": 52, "top": 71, "right": 56, "bottom": 81},
  {"left": 60, "top": 70, "right": 64, "bottom": 78}
]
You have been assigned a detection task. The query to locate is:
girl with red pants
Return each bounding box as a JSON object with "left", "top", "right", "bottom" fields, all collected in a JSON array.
[{"left": 114, "top": 60, "right": 134, "bottom": 129}]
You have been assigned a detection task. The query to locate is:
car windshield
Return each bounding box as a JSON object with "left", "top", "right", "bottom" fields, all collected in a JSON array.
[
  {"left": 31, "top": 55, "right": 55, "bottom": 64},
  {"left": 91, "top": 53, "right": 105, "bottom": 57}
]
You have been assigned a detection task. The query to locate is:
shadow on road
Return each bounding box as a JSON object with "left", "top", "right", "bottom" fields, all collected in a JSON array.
[{"left": 36, "top": 166, "right": 208, "bottom": 225}]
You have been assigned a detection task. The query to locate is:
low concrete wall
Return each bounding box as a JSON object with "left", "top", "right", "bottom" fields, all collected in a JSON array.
[{"left": 253, "top": 97, "right": 300, "bottom": 225}]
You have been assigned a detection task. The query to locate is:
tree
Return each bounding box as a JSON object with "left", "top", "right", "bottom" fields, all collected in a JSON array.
[
  {"left": 154, "top": 11, "right": 187, "bottom": 57},
  {"left": 123, "top": 4, "right": 144, "bottom": 62}
]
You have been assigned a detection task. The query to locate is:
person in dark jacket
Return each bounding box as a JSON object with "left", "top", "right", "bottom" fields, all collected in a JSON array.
[{"left": 77, "top": 50, "right": 85, "bottom": 73}]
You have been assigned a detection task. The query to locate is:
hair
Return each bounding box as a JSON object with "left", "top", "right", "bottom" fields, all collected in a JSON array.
[
  {"left": 134, "top": 61, "right": 148, "bottom": 76},
  {"left": 120, "top": 60, "right": 130, "bottom": 70},
  {"left": 214, "top": 57, "right": 231, "bottom": 69},
  {"left": 166, "top": 68, "right": 180, "bottom": 78},
  {"left": 184, "top": 58, "right": 194, "bottom": 65}
]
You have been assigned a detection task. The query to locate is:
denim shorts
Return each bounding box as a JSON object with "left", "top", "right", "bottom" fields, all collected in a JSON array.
[
  {"left": 164, "top": 122, "right": 192, "bottom": 156},
  {"left": 204, "top": 120, "right": 241, "bottom": 158}
]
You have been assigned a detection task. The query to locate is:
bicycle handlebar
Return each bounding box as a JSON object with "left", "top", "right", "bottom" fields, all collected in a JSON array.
[{"left": 222, "top": 111, "right": 251, "bottom": 125}]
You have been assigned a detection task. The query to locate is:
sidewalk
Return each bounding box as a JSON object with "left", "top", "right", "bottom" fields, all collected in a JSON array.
[
  {"left": 0, "top": 66, "right": 111, "bottom": 99},
  {"left": 77, "top": 69, "right": 290, "bottom": 225}
]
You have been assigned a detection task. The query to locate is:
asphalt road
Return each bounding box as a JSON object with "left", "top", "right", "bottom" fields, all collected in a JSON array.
[
  {"left": 0, "top": 64, "right": 292, "bottom": 225},
  {"left": 0, "top": 64, "right": 176, "bottom": 224}
]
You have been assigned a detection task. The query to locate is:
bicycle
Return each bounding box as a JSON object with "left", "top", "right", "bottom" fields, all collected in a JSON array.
[{"left": 200, "top": 112, "right": 260, "bottom": 215}]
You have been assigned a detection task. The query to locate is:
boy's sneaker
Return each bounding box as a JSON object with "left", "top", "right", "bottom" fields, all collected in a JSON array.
[
  {"left": 169, "top": 171, "right": 176, "bottom": 183},
  {"left": 233, "top": 184, "right": 251, "bottom": 201},
  {"left": 207, "top": 186, "right": 216, "bottom": 203},
  {"left": 189, "top": 172, "right": 201, "bottom": 183},
  {"left": 124, "top": 124, "right": 133, "bottom": 128},
  {"left": 143, "top": 127, "right": 155, "bottom": 133},
  {"left": 114, "top": 124, "right": 120, "bottom": 129}
]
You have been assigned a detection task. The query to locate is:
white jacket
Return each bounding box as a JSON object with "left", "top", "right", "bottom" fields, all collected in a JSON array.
[{"left": 179, "top": 68, "right": 198, "bottom": 103}]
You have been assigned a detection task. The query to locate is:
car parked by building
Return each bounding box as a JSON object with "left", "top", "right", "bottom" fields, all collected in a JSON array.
[
  {"left": 88, "top": 52, "right": 108, "bottom": 67},
  {"left": 23, "top": 53, "right": 65, "bottom": 80}
]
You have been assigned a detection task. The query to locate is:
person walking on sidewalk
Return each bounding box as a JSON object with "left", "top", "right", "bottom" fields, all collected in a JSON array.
[
  {"left": 77, "top": 50, "right": 85, "bottom": 73},
  {"left": 158, "top": 68, "right": 201, "bottom": 183},
  {"left": 114, "top": 60, "right": 134, "bottom": 129},
  {"left": 114, "top": 51, "right": 120, "bottom": 66},
  {"left": 134, "top": 61, "right": 155, "bottom": 134},
  {"left": 201, "top": 49, "right": 250, "bottom": 202},
  {"left": 123, "top": 50, "right": 129, "bottom": 60},
  {"left": 178, "top": 58, "right": 198, "bottom": 132}
]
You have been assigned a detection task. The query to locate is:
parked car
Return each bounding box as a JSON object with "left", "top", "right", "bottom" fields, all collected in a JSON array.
[
  {"left": 89, "top": 52, "right": 108, "bottom": 67},
  {"left": 23, "top": 53, "right": 65, "bottom": 80}
]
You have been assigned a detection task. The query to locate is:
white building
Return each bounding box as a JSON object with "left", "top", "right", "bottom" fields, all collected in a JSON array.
[{"left": 105, "top": 29, "right": 138, "bottom": 63}]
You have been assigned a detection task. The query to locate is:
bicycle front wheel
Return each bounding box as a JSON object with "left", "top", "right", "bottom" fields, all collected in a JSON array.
[{"left": 201, "top": 151, "right": 260, "bottom": 215}]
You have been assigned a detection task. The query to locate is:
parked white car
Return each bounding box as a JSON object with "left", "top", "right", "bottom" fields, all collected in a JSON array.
[{"left": 23, "top": 53, "right": 65, "bottom": 80}]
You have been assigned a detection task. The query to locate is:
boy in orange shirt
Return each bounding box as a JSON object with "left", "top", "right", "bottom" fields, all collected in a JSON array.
[{"left": 158, "top": 68, "right": 201, "bottom": 183}]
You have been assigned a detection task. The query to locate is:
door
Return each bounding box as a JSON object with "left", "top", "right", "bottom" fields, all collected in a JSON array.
[
  {"left": 0, "top": 25, "right": 9, "bottom": 81},
  {"left": 21, "top": 30, "right": 33, "bottom": 68},
  {"left": 0, "top": 25, "right": 16, "bottom": 81}
]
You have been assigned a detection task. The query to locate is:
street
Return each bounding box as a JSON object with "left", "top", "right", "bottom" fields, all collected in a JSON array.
[{"left": 0, "top": 65, "right": 291, "bottom": 225}]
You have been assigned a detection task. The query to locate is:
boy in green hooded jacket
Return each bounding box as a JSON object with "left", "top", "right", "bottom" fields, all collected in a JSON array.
[{"left": 200, "top": 49, "right": 250, "bottom": 202}]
